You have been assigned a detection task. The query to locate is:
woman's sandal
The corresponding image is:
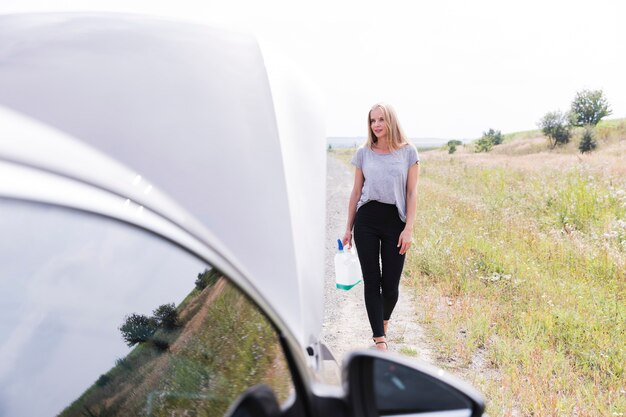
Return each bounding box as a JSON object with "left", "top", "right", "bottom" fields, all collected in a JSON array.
[{"left": 373, "top": 338, "right": 388, "bottom": 351}]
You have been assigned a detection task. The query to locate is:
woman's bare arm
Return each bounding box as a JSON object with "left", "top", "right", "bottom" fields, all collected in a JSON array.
[
  {"left": 398, "top": 162, "right": 419, "bottom": 254},
  {"left": 342, "top": 167, "right": 364, "bottom": 248}
]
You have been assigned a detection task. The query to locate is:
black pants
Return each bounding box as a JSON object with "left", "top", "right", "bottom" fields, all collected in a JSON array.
[{"left": 353, "top": 201, "right": 406, "bottom": 338}]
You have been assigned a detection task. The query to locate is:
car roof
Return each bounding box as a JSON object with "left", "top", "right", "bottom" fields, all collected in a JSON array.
[{"left": 0, "top": 12, "right": 326, "bottom": 349}]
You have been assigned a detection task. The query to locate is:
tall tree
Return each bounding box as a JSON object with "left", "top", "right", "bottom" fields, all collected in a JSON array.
[{"left": 570, "top": 89, "right": 612, "bottom": 126}]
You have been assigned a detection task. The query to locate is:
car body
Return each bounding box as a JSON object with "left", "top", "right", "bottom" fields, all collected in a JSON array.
[{"left": 0, "top": 12, "right": 484, "bottom": 417}]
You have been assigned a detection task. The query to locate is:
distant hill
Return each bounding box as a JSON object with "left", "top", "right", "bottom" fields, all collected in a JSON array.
[
  {"left": 455, "top": 117, "right": 626, "bottom": 156},
  {"left": 327, "top": 136, "right": 458, "bottom": 150}
]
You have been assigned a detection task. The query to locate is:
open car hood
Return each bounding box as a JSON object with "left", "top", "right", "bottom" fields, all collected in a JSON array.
[{"left": 0, "top": 13, "right": 326, "bottom": 349}]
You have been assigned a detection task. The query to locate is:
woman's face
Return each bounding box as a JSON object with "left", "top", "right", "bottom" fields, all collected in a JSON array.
[{"left": 370, "top": 107, "right": 388, "bottom": 140}]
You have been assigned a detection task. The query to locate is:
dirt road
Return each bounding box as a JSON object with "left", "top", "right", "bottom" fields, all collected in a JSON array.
[{"left": 320, "top": 153, "right": 433, "bottom": 365}]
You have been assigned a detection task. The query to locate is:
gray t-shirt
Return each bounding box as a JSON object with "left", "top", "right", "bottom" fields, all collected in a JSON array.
[{"left": 351, "top": 144, "right": 419, "bottom": 222}]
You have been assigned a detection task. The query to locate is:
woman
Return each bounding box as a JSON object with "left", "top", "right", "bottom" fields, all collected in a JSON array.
[{"left": 342, "top": 103, "right": 419, "bottom": 351}]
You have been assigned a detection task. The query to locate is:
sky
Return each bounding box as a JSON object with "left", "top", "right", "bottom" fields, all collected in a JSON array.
[{"left": 2, "top": 0, "right": 625, "bottom": 140}]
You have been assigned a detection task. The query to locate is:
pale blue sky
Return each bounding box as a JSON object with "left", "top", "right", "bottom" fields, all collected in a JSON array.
[{"left": 3, "top": 0, "right": 625, "bottom": 140}]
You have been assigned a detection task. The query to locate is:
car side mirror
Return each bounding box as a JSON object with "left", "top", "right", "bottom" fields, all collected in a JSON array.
[{"left": 344, "top": 351, "right": 484, "bottom": 417}]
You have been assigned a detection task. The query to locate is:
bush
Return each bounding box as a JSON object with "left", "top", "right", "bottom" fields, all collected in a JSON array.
[
  {"left": 475, "top": 137, "right": 492, "bottom": 152},
  {"left": 538, "top": 111, "right": 572, "bottom": 149},
  {"left": 115, "top": 357, "right": 132, "bottom": 371},
  {"left": 150, "top": 337, "right": 170, "bottom": 352},
  {"left": 153, "top": 303, "right": 179, "bottom": 330},
  {"left": 579, "top": 127, "right": 597, "bottom": 154},
  {"left": 96, "top": 374, "right": 110, "bottom": 387},
  {"left": 485, "top": 129, "right": 503, "bottom": 145},
  {"left": 195, "top": 268, "right": 220, "bottom": 290},
  {"left": 570, "top": 89, "right": 612, "bottom": 126},
  {"left": 119, "top": 314, "right": 157, "bottom": 347},
  {"left": 446, "top": 140, "right": 461, "bottom": 154},
  {"left": 474, "top": 129, "right": 502, "bottom": 153}
]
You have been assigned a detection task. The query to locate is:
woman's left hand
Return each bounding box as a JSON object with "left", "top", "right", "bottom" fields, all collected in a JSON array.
[{"left": 397, "top": 228, "right": 413, "bottom": 255}]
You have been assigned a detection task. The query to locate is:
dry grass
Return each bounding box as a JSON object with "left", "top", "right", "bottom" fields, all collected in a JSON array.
[
  {"left": 430, "top": 137, "right": 625, "bottom": 178},
  {"left": 410, "top": 132, "right": 625, "bottom": 416}
]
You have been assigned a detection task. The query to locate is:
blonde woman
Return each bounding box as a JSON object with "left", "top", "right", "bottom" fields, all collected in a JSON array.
[{"left": 342, "top": 103, "right": 420, "bottom": 351}]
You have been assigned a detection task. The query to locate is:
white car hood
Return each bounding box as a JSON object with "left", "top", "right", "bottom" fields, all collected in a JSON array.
[{"left": 0, "top": 13, "right": 326, "bottom": 349}]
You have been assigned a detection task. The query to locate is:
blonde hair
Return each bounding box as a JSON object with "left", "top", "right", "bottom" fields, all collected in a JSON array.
[{"left": 366, "top": 103, "right": 409, "bottom": 152}]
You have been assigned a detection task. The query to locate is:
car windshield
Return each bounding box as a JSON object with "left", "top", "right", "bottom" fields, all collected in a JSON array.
[{"left": 0, "top": 200, "right": 293, "bottom": 417}]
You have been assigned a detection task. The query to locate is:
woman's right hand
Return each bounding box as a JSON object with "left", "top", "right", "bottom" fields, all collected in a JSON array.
[{"left": 342, "top": 230, "right": 353, "bottom": 249}]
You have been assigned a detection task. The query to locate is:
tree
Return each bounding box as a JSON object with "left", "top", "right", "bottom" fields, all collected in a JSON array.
[
  {"left": 538, "top": 111, "right": 572, "bottom": 149},
  {"left": 578, "top": 127, "right": 597, "bottom": 154},
  {"left": 153, "top": 303, "right": 179, "bottom": 330},
  {"left": 119, "top": 314, "right": 157, "bottom": 347},
  {"left": 570, "top": 89, "right": 612, "bottom": 126},
  {"left": 448, "top": 144, "right": 457, "bottom": 154}
]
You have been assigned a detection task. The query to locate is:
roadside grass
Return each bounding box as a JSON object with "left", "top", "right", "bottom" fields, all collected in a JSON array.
[
  {"left": 408, "top": 156, "right": 625, "bottom": 416},
  {"left": 399, "top": 347, "right": 419, "bottom": 357},
  {"left": 330, "top": 142, "right": 625, "bottom": 416}
]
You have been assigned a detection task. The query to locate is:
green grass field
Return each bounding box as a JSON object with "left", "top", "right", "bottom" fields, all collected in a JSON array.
[{"left": 331, "top": 120, "right": 625, "bottom": 416}]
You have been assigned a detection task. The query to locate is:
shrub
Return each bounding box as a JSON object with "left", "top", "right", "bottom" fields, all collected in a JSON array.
[
  {"left": 153, "top": 303, "right": 179, "bottom": 329},
  {"left": 150, "top": 337, "right": 170, "bottom": 352},
  {"left": 115, "top": 357, "right": 132, "bottom": 371},
  {"left": 474, "top": 129, "right": 502, "bottom": 153},
  {"left": 475, "top": 137, "right": 492, "bottom": 152},
  {"left": 485, "top": 129, "right": 503, "bottom": 145},
  {"left": 446, "top": 140, "right": 461, "bottom": 154},
  {"left": 96, "top": 374, "right": 110, "bottom": 387},
  {"left": 195, "top": 268, "right": 220, "bottom": 290},
  {"left": 119, "top": 314, "right": 157, "bottom": 347},
  {"left": 579, "top": 127, "right": 597, "bottom": 154}
]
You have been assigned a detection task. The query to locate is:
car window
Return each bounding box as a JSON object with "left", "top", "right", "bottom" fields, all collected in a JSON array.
[{"left": 0, "top": 200, "right": 293, "bottom": 417}]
